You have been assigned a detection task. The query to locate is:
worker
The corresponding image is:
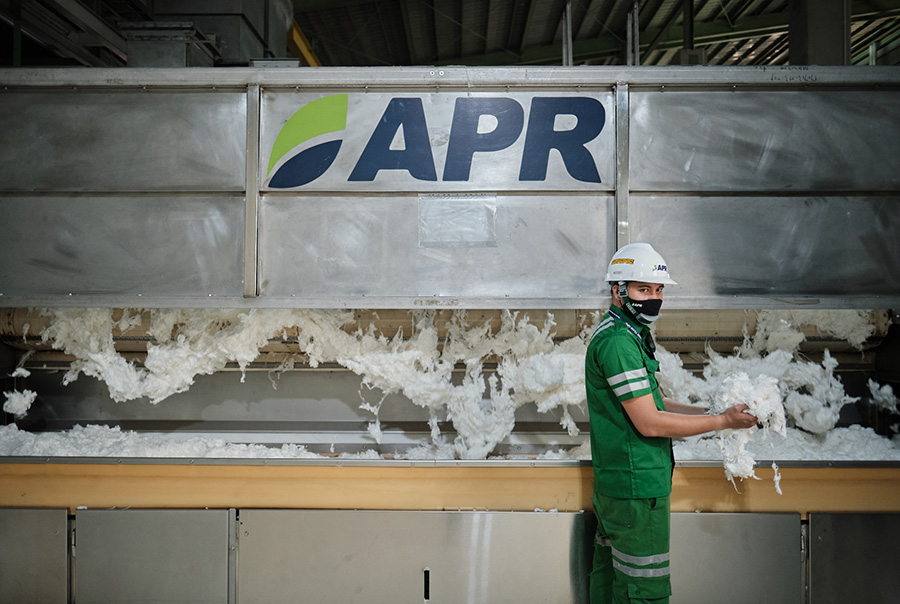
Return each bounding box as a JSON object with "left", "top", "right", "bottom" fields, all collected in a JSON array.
[{"left": 585, "top": 242, "right": 758, "bottom": 604}]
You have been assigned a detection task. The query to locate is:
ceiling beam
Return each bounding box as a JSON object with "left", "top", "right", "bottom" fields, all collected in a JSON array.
[
  {"left": 294, "top": 0, "right": 386, "bottom": 12},
  {"left": 287, "top": 19, "right": 322, "bottom": 65},
  {"left": 398, "top": 0, "right": 419, "bottom": 64},
  {"left": 437, "top": 1, "right": 900, "bottom": 66},
  {"left": 42, "top": 0, "right": 128, "bottom": 62},
  {"left": 0, "top": 0, "right": 120, "bottom": 66}
]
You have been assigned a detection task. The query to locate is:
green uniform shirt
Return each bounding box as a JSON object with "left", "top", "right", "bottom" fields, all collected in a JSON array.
[{"left": 586, "top": 306, "right": 674, "bottom": 499}]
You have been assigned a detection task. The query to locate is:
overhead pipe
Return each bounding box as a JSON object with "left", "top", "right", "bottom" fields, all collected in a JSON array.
[
  {"left": 684, "top": 0, "right": 694, "bottom": 50},
  {"left": 562, "top": 1, "right": 573, "bottom": 66},
  {"left": 626, "top": 1, "right": 640, "bottom": 65}
]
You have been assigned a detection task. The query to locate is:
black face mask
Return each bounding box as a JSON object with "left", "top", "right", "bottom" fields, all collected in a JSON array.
[
  {"left": 628, "top": 298, "right": 663, "bottom": 320},
  {"left": 618, "top": 283, "right": 663, "bottom": 325}
]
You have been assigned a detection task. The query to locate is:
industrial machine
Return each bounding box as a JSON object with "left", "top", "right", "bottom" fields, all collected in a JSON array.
[{"left": 1, "top": 65, "right": 899, "bottom": 603}]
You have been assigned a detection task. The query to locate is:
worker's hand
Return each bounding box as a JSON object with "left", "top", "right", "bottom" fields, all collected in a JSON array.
[{"left": 722, "top": 404, "right": 758, "bottom": 430}]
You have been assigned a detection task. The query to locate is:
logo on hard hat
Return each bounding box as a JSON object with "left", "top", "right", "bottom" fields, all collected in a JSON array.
[
  {"left": 653, "top": 264, "right": 667, "bottom": 272},
  {"left": 267, "top": 94, "right": 348, "bottom": 188}
]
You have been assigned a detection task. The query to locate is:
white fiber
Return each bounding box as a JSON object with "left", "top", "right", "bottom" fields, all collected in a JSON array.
[
  {"left": 0, "top": 423, "right": 322, "bottom": 459},
  {"left": 32, "top": 308, "right": 589, "bottom": 460},
  {"left": 772, "top": 462, "right": 782, "bottom": 495},
  {"left": 868, "top": 380, "right": 899, "bottom": 415},
  {"left": 708, "top": 372, "right": 785, "bottom": 486},
  {"left": 675, "top": 424, "right": 900, "bottom": 462},
  {"left": 3, "top": 390, "right": 37, "bottom": 418},
  {"left": 0, "top": 307, "right": 892, "bottom": 483},
  {"left": 748, "top": 310, "right": 874, "bottom": 354}
]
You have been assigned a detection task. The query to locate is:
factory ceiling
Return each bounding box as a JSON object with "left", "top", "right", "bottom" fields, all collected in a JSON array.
[
  {"left": 1, "top": 0, "right": 899, "bottom": 68},
  {"left": 295, "top": 0, "right": 900, "bottom": 67}
]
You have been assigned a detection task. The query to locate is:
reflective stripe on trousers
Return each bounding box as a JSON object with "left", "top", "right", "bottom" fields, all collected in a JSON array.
[{"left": 597, "top": 532, "right": 671, "bottom": 579}]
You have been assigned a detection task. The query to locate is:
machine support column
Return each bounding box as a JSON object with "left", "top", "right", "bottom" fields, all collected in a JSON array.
[
  {"left": 244, "top": 84, "right": 261, "bottom": 298},
  {"left": 615, "top": 81, "right": 630, "bottom": 250},
  {"left": 789, "top": 0, "right": 850, "bottom": 65},
  {"left": 683, "top": 0, "right": 694, "bottom": 50}
]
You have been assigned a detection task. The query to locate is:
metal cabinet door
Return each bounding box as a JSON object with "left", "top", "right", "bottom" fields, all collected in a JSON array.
[
  {"left": 809, "top": 513, "right": 900, "bottom": 604},
  {"left": 0, "top": 508, "right": 69, "bottom": 603},
  {"left": 671, "top": 512, "right": 803, "bottom": 604},
  {"left": 237, "top": 509, "right": 592, "bottom": 604},
  {"left": 74, "top": 509, "right": 233, "bottom": 604}
]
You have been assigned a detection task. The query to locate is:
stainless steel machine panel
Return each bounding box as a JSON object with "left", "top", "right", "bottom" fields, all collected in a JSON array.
[
  {"left": 0, "top": 195, "right": 246, "bottom": 298},
  {"left": 237, "top": 509, "right": 593, "bottom": 603},
  {"left": 630, "top": 90, "right": 900, "bottom": 192},
  {"left": 1, "top": 67, "right": 898, "bottom": 308},
  {"left": 808, "top": 513, "right": 900, "bottom": 603},
  {"left": 0, "top": 91, "right": 246, "bottom": 192},
  {"left": 0, "top": 508, "right": 69, "bottom": 604},
  {"left": 259, "top": 90, "right": 616, "bottom": 193},
  {"left": 74, "top": 509, "right": 233, "bottom": 604},
  {"left": 670, "top": 512, "right": 802, "bottom": 604},
  {"left": 259, "top": 194, "right": 611, "bottom": 302},
  {"left": 629, "top": 195, "right": 900, "bottom": 307}
]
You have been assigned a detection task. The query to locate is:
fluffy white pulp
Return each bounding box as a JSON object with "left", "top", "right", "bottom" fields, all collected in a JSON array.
[
  {"left": 1, "top": 307, "right": 897, "bottom": 489},
  {"left": 708, "top": 372, "right": 786, "bottom": 485},
  {"left": 2, "top": 389, "right": 37, "bottom": 418}
]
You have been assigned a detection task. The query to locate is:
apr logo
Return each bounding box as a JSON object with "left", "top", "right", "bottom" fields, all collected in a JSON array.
[
  {"left": 267, "top": 94, "right": 606, "bottom": 188},
  {"left": 267, "top": 94, "right": 348, "bottom": 188}
]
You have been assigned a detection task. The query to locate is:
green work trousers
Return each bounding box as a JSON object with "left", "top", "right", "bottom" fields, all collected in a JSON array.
[{"left": 590, "top": 493, "right": 672, "bottom": 604}]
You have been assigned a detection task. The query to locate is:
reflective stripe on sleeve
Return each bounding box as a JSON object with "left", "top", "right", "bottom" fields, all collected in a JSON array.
[
  {"left": 607, "top": 368, "right": 648, "bottom": 386},
  {"left": 613, "top": 379, "right": 651, "bottom": 398}
]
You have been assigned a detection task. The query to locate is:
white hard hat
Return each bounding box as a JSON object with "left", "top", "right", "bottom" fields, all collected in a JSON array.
[{"left": 604, "top": 243, "right": 677, "bottom": 285}]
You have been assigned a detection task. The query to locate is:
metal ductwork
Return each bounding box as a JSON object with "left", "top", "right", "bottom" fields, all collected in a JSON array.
[{"left": 0, "top": 0, "right": 294, "bottom": 67}]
